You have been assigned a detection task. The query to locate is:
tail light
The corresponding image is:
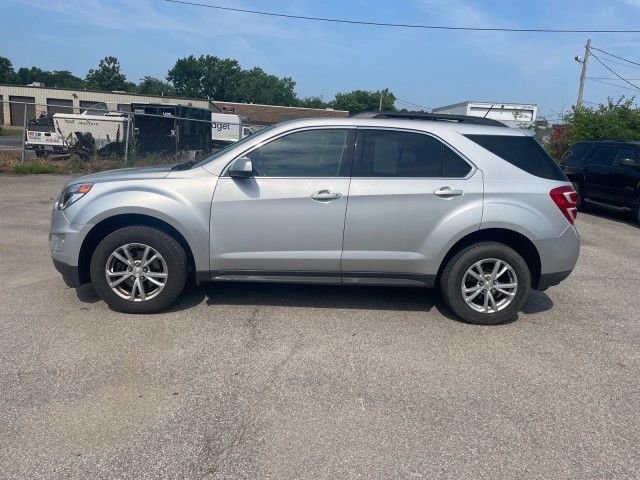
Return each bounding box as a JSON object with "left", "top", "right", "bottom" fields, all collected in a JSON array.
[{"left": 550, "top": 186, "right": 578, "bottom": 224}]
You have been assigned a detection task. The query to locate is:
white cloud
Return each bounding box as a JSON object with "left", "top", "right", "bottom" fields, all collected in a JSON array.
[{"left": 18, "top": 0, "right": 295, "bottom": 40}]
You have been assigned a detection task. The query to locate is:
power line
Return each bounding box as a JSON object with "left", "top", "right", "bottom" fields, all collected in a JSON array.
[
  {"left": 395, "top": 98, "right": 431, "bottom": 111},
  {"left": 589, "top": 56, "right": 640, "bottom": 71},
  {"left": 588, "top": 49, "right": 640, "bottom": 91},
  {"left": 590, "top": 46, "right": 640, "bottom": 68},
  {"left": 588, "top": 76, "right": 640, "bottom": 81},
  {"left": 162, "top": 0, "right": 640, "bottom": 33},
  {"left": 587, "top": 77, "right": 640, "bottom": 92}
]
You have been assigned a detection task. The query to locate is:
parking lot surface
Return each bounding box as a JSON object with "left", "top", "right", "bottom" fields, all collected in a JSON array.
[{"left": 1, "top": 174, "right": 638, "bottom": 479}]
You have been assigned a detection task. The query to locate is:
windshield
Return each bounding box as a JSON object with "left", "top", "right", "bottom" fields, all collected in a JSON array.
[{"left": 192, "top": 125, "right": 276, "bottom": 168}]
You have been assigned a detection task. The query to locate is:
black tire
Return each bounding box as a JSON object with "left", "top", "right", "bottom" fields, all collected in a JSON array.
[
  {"left": 635, "top": 202, "right": 640, "bottom": 226},
  {"left": 90, "top": 226, "right": 188, "bottom": 313},
  {"left": 439, "top": 242, "right": 531, "bottom": 325}
]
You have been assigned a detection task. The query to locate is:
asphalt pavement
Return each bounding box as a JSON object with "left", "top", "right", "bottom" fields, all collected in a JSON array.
[{"left": 0, "top": 174, "right": 638, "bottom": 479}]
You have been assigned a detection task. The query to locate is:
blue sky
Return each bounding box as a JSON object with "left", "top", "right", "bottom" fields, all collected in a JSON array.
[{"left": 3, "top": 0, "right": 640, "bottom": 121}]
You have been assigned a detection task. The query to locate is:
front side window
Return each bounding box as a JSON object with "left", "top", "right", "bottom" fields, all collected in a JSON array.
[
  {"left": 360, "top": 130, "right": 471, "bottom": 178},
  {"left": 247, "top": 129, "right": 352, "bottom": 177},
  {"left": 614, "top": 147, "right": 637, "bottom": 165}
]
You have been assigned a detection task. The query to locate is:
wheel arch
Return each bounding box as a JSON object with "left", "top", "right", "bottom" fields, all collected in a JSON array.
[
  {"left": 78, "top": 214, "right": 196, "bottom": 285},
  {"left": 436, "top": 228, "right": 542, "bottom": 289}
]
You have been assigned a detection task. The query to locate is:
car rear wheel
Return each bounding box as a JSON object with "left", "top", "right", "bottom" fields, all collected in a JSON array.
[
  {"left": 90, "top": 226, "right": 188, "bottom": 313},
  {"left": 440, "top": 242, "right": 531, "bottom": 325}
]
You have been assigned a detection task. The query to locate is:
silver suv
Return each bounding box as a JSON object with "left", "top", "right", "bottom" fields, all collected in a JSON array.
[{"left": 50, "top": 113, "right": 580, "bottom": 325}]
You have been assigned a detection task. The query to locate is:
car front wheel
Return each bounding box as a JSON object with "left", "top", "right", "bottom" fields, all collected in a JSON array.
[
  {"left": 90, "top": 226, "right": 188, "bottom": 313},
  {"left": 440, "top": 242, "right": 531, "bottom": 325}
]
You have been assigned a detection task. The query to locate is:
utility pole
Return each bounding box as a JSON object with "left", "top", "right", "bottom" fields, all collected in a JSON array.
[
  {"left": 576, "top": 38, "right": 591, "bottom": 109},
  {"left": 379, "top": 91, "right": 383, "bottom": 112}
]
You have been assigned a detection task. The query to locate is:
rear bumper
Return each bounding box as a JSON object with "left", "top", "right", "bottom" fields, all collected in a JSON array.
[
  {"left": 52, "top": 258, "right": 82, "bottom": 288},
  {"left": 532, "top": 224, "right": 580, "bottom": 290},
  {"left": 536, "top": 270, "right": 572, "bottom": 291}
]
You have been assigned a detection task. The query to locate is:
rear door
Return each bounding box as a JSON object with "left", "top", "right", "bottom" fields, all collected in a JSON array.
[
  {"left": 584, "top": 145, "right": 616, "bottom": 200},
  {"left": 210, "top": 127, "right": 355, "bottom": 281},
  {"left": 341, "top": 128, "right": 482, "bottom": 285}
]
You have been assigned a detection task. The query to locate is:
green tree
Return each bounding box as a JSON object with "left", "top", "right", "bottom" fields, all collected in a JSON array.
[
  {"left": 331, "top": 88, "right": 396, "bottom": 114},
  {"left": 297, "top": 96, "right": 330, "bottom": 109},
  {"left": 167, "top": 55, "right": 240, "bottom": 99},
  {"left": 231, "top": 67, "right": 297, "bottom": 105},
  {"left": 49, "top": 70, "right": 85, "bottom": 88},
  {"left": 85, "top": 56, "right": 134, "bottom": 91},
  {"left": 564, "top": 96, "right": 640, "bottom": 144},
  {"left": 0, "top": 56, "right": 16, "bottom": 83},
  {"left": 136, "top": 76, "right": 175, "bottom": 96},
  {"left": 14, "top": 67, "right": 84, "bottom": 88}
]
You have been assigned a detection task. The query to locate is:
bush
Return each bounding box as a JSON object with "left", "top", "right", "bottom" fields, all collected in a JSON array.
[
  {"left": 13, "top": 162, "right": 62, "bottom": 174},
  {"left": 564, "top": 96, "right": 640, "bottom": 144}
]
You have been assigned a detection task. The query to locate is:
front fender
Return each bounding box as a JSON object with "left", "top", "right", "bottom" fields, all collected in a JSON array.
[{"left": 63, "top": 177, "right": 216, "bottom": 272}]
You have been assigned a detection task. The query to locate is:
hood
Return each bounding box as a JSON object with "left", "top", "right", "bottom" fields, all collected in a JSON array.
[{"left": 69, "top": 164, "right": 175, "bottom": 185}]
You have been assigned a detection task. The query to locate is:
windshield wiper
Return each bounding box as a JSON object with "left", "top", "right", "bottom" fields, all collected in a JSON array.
[{"left": 171, "top": 160, "right": 196, "bottom": 171}]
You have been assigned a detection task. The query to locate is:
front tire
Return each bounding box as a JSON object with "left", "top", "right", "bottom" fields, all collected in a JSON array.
[
  {"left": 440, "top": 242, "right": 531, "bottom": 325},
  {"left": 90, "top": 226, "right": 188, "bottom": 313}
]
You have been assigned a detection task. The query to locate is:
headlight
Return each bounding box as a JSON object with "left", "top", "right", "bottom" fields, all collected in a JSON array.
[{"left": 56, "top": 183, "right": 93, "bottom": 210}]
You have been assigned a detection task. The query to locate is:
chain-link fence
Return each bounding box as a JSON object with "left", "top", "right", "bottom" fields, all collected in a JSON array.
[{"left": 0, "top": 99, "right": 267, "bottom": 170}]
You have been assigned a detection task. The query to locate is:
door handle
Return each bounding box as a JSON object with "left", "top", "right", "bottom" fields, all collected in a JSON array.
[
  {"left": 311, "top": 189, "right": 342, "bottom": 201},
  {"left": 434, "top": 186, "right": 464, "bottom": 198}
]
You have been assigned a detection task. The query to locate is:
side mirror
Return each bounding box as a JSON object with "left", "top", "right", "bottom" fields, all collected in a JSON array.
[
  {"left": 228, "top": 157, "right": 254, "bottom": 177},
  {"left": 619, "top": 157, "right": 640, "bottom": 168}
]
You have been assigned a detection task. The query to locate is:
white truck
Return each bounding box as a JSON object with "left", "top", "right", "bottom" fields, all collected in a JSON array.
[{"left": 211, "top": 113, "right": 254, "bottom": 144}]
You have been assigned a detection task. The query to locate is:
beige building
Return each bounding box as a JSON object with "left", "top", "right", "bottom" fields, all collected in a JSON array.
[
  {"left": 0, "top": 84, "right": 212, "bottom": 126},
  {"left": 0, "top": 84, "right": 349, "bottom": 127}
]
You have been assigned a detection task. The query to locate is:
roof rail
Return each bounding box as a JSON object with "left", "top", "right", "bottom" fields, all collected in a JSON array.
[{"left": 353, "top": 111, "right": 507, "bottom": 127}]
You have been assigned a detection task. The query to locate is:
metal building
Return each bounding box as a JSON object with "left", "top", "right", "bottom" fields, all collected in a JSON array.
[
  {"left": 432, "top": 101, "right": 538, "bottom": 128},
  {"left": 0, "top": 84, "right": 212, "bottom": 126}
]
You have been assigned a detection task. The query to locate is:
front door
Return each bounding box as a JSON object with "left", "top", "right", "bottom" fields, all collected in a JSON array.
[
  {"left": 210, "top": 127, "right": 355, "bottom": 282},
  {"left": 607, "top": 146, "right": 640, "bottom": 206}
]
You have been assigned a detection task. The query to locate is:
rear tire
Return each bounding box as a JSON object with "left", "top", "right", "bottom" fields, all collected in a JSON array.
[
  {"left": 90, "top": 226, "right": 188, "bottom": 313},
  {"left": 440, "top": 242, "right": 531, "bottom": 325}
]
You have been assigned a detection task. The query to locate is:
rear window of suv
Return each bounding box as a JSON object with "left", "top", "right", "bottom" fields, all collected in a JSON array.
[{"left": 465, "top": 134, "right": 567, "bottom": 181}]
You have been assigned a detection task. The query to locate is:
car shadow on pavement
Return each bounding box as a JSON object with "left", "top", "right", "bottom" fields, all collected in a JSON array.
[
  {"left": 580, "top": 206, "right": 639, "bottom": 228},
  {"left": 73, "top": 281, "right": 208, "bottom": 313},
  {"left": 521, "top": 289, "right": 554, "bottom": 315},
  {"left": 203, "top": 282, "right": 438, "bottom": 312},
  {"left": 74, "top": 280, "right": 554, "bottom": 319}
]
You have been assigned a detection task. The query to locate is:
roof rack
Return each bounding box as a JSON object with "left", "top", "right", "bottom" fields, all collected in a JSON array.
[{"left": 353, "top": 111, "right": 507, "bottom": 127}]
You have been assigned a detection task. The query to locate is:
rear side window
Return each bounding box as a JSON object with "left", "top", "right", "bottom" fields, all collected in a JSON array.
[
  {"left": 562, "top": 142, "right": 591, "bottom": 164},
  {"left": 465, "top": 134, "right": 567, "bottom": 181},
  {"left": 360, "top": 130, "right": 471, "bottom": 178}
]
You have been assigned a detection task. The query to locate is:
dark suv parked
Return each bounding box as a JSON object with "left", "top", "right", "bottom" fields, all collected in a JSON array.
[{"left": 561, "top": 140, "right": 640, "bottom": 223}]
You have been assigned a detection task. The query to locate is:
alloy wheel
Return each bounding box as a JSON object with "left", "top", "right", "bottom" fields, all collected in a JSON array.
[
  {"left": 105, "top": 243, "right": 168, "bottom": 302},
  {"left": 461, "top": 258, "right": 518, "bottom": 314}
]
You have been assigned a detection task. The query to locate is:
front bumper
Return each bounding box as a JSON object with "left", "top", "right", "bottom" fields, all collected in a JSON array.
[
  {"left": 52, "top": 258, "right": 82, "bottom": 288},
  {"left": 49, "top": 206, "right": 92, "bottom": 288}
]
